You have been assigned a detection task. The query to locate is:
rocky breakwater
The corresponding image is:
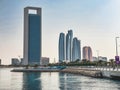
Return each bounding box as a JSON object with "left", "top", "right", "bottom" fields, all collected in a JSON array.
[{"left": 61, "top": 67, "right": 103, "bottom": 78}]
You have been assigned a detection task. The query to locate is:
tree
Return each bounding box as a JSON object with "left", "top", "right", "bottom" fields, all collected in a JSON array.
[
  {"left": 34, "top": 64, "right": 38, "bottom": 69},
  {"left": 109, "top": 59, "right": 115, "bottom": 67},
  {"left": 25, "top": 65, "right": 29, "bottom": 69}
]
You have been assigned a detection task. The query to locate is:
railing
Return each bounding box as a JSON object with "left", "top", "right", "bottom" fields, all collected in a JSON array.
[{"left": 67, "top": 66, "right": 120, "bottom": 71}]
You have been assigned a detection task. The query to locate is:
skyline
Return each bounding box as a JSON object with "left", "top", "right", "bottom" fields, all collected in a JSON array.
[{"left": 0, "top": 0, "right": 120, "bottom": 64}]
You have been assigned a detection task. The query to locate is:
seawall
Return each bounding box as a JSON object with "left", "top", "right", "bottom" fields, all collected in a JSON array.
[{"left": 61, "top": 67, "right": 103, "bottom": 78}]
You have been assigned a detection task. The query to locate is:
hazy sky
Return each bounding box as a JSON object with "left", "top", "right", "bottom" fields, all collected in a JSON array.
[{"left": 0, "top": 0, "right": 120, "bottom": 64}]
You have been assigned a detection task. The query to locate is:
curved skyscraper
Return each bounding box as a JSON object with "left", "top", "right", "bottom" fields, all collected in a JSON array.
[
  {"left": 59, "top": 33, "right": 65, "bottom": 62},
  {"left": 66, "top": 30, "right": 73, "bottom": 62},
  {"left": 88, "top": 47, "right": 92, "bottom": 61},
  {"left": 83, "top": 46, "right": 92, "bottom": 61},
  {"left": 72, "top": 38, "right": 81, "bottom": 61},
  {"left": 58, "top": 29, "right": 81, "bottom": 62},
  {"left": 66, "top": 33, "right": 70, "bottom": 61}
]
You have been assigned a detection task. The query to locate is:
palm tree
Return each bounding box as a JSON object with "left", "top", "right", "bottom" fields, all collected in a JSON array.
[{"left": 109, "top": 59, "right": 114, "bottom": 67}]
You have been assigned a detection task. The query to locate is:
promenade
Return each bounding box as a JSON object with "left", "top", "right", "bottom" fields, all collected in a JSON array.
[{"left": 61, "top": 66, "right": 120, "bottom": 79}]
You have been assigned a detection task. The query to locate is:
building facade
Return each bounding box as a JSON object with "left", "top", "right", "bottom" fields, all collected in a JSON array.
[
  {"left": 66, "top": 30, "right": 73, "bottom": 62},
  {"left": 92, "top": 56, "right": 98, "bottom": 61},
  {"left": 23, "top": 7, "right": 42, "bottom": 65},
  {"left": 83, "top": 46, "right": 92, "bottom": 61},
  {"left": 98, "top": 56, "right": 107, "bottom": 62},
  {"left": 41, "top": 57, "right": 50, "bottom": 65},
  {"left": 59, "top": 33, "right": 65, "bottom": 62},
  {"left": 72, "top": 37, "right": 81, "bottom": 61},
  {"left": 11, "top": 58, "right": 20, "bottom": 65}
]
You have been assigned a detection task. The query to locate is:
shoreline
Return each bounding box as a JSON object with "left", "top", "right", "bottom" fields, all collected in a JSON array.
[{"left": 10, "top": 67, "right": 120, "bottom": 80}]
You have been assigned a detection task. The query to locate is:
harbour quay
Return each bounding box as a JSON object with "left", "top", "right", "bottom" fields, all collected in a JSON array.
[
  {"left": 61, "top": 66, "right": 120, "bottom": 80},
  {"left": 11, "top": 66, "right": 120, "bottom": 80},
  {"left": 61, "top": 67, "right": 103, "bottom": 78}
]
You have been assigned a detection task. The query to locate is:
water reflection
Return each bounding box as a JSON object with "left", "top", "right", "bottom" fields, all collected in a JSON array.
[
  {"left": 59, "top": 73, "right": 120, "bottom": 90},
  {"left": 59, "top": 73, "right": 82, "bottom": 90},
  {"left": 40, "top": 72, "right": 60, "bottom": 90},
  {"left": 0, "top": 68, "right": 120, "bottom": 90},
  {"left": 22, "top": 72, "right": 41, "bottom": 90}
]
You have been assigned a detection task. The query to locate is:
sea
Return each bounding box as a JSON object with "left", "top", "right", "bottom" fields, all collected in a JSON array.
[{"left": 0, "top": 68, "right": 120, "bottom": 90}]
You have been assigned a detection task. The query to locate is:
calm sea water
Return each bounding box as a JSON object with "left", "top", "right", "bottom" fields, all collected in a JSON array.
[{"left": 0, "top": 68, "right": 120, "bottom": 90}]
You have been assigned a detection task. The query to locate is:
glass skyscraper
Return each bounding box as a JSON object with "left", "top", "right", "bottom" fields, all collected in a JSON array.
[
  {"left": 23, "top": 7, "right": 42, "bottom": 65},
  {"left": 58, "top": 29, "right": 81, "bottom": 62},
  {"left": 72, "top": 38, "right": 81, "bottom": 61},
  {"left": 66, "top": 30, "right": 73, "bottom": 62},
  {"left": 59, "top": 33, "right": 65, "bottom": 62}
]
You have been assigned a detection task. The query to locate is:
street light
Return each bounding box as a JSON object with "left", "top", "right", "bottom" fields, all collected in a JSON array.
[
  {"left": 115, "top": 37, "right": 119, "bottom": 56},
  {"left": 96, "top": 50, "right": 99, "bottom": 61}
]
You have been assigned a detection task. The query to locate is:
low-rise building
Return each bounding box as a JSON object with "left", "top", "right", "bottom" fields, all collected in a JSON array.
[
  {"left": 11, "top": 58, "right": 20, "bottom": 65},
  {"left": 20, "top": 58, "right": 24, "bottom": 65},
  {"left": 41, "top": 57, "right": 49, "bottom": 65},
  {"left": 98, "top": 56, "right": 107, "bottom": 62},
  {"left": 92, "top": 57, "right": 98, "bottom": 62}
]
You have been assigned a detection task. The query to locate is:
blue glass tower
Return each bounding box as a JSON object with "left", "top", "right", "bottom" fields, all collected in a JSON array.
[
  {"left": 59, "top": 33, "right": 65, "bottom": 62},
  {"left": 72, "top": 38, "right": 81, "bottom": 61},
  {"left": 66, "top": 30, "right": 73, "bottom": 62},
  {"left": 23, "top": 7, "right": 42, "bottom": 65},
  {"left": 66, "top": 33, "right": 70, "bottom": 61}
]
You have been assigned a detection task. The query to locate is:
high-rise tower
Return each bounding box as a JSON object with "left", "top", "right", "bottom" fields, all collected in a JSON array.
[
  {"left": 66, "top": 30, "right": 73, "bottom": 62},
  {"left": 83, "top": 46, "right": 92, "bottom": 61},
  {"left": 72, "top": 38, "right": 81, "bottom": 61},
  {"left": 59, "top": 33, "right": 65, "bottom": 62},
  {"left": 23, "top": 7, "right": 42, "bottom": 65}
]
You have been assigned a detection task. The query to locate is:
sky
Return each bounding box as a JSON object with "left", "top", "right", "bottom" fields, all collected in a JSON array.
[{"left": 0, "top": 0, "right": 120, "bottom": 64}]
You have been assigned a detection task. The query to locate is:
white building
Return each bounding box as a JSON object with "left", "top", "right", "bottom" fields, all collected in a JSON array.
[
  {"left": 92, "top": 57, "right": 98, "bottom": 61},
  {"left": 41, "top": 57, "right": 49, "bottom": 65},
  {"left": 98, "top": 56, "right": 107, "bottom": 62}
]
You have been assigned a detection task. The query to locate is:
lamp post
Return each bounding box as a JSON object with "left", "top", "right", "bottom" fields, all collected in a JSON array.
[
  {"left": 115, "top": 37, "right": 119, "bottom": 56},
  {"left": 96, "top": 50, "right": 99, "bottom": 61},
  {"left": 115, "top": 37, "right": 119, "bottom": 70}
]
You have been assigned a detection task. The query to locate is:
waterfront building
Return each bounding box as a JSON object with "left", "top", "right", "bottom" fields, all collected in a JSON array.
[
  {"left": 23, "top": 7, "right": 42, "bottom": 65},
  {"left": 72, "top": 37, "right": 81, "bottom": 61},
  {"left": 66, "top": 30, "right": 73, "bottom": 62},
  {"left": 41, "top": 57, "right": 49, "bottom": 65},
  {"left": 88, "top": 47, "right": 92, "bottom": 61},
  {"left": 66, "top": 33, "right": 70, "bottom": 61},
  {"left": 58, "top": 29, "right": 81, "bottom": 62},
  {"left": 20, "top": 58, "right": 24, "bottom": 65},
  {"left": 59, "top": 33, "right": 65, "bottom": 62},
  {"left": 98, "top": 56, "right": 107, "bottom": 62},
  {"left": 11, "top": 58, "right": 20, "bottom": 65},
  {"left": 83, "top": 46, "right": 92, "bottom": 61},
  {"left": 92, "top": 56, "right": 98, "bottom": 61}
]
